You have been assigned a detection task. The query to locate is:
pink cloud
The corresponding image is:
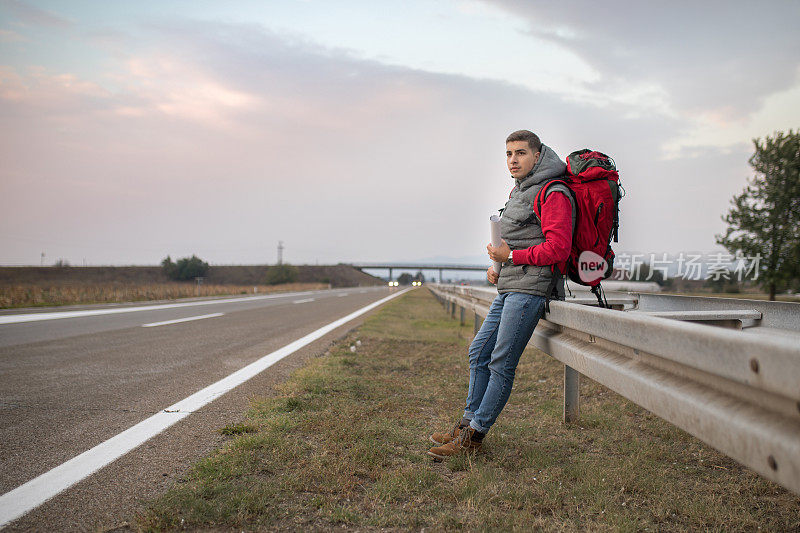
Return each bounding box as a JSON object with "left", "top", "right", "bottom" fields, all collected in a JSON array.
[
  {"left": 122, "top": 55, "right": 262, "bottom": 126},
  {"left": 0, "top": 28, "right": 27, "bottom": 42},
  {"left": 0, "top": 65, "right": 109, "bottom": 110}
]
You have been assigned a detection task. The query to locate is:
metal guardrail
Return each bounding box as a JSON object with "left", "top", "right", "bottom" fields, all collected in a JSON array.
[{"left": 427, "top": 283, "right": 800, "bottom": 495}]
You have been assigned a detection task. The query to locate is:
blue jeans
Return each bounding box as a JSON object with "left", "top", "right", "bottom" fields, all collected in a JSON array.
[{"left": 464, "top": 292, "right": 546, "bottom": 434}]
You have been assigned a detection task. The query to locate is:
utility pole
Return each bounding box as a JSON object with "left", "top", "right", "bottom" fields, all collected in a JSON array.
[
  {"left": 277, "top": 241, "right": 284, "bottom": 265},
  {"left": 41, "top": 252, "right": 45, "bottom": 267}
]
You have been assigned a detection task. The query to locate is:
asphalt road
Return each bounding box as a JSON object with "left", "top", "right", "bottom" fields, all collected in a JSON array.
[{"left": 0, "top": 286, "right": 397, "bottom": 531}]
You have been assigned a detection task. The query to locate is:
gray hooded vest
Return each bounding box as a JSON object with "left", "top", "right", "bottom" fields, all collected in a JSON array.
[{"left": 497, "top": 144, "right": 574, "bottom": 297}]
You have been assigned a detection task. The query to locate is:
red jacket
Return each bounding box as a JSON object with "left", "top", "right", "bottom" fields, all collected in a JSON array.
[{"left": 510, "top": 190, "right": 572, "bottom": 274}]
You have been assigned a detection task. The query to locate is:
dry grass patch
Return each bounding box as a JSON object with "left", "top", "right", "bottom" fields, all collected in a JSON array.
[
  {"left": 138, "top": 288, "right": 800, "bottom": 531},
  {"left": 0, "top": 282, "right": 326, "bottom": 308}
]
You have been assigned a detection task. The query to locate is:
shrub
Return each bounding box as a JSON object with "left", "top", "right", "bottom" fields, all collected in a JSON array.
[
  {"left": 161, "top": 255, "right": 210, "bottom": 281},
  {"left": 161, "top": 256, "right": 178, "bottom": 279}
]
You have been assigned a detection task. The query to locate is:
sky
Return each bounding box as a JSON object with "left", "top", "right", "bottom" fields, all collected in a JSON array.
[{"left": 1, "top": 0, "right": 799, "bottom": 266}]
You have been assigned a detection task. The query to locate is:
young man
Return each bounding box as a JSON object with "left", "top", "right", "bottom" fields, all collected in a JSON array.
[{"left": 427, "top": 130, "right": 575, "bottom": 459}]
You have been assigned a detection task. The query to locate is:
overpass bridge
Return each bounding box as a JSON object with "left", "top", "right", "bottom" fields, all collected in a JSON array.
[
  {"left": 350, "top": 262, "right": 486, "bottom": 283},
  {"left": 350, "top": 263, "right": 659, "bottom": 292}
]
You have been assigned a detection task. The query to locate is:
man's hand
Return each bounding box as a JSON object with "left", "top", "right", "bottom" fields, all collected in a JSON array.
[
  {"left": 486, "top": 266, "right": 499, "bottom": 285},
  {"left": 487, "top": 239, "right": 511, "bottom": 263}
]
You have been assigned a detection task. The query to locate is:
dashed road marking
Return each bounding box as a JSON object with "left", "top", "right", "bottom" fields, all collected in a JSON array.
[
  {"left": 0, "top": 292, "right": 319, "bottom": 325},
  {"left": 142, "top": 313, "right": 224, "bottom": 328}
]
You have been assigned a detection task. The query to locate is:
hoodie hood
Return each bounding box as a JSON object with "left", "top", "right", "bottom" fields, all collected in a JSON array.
[{"left": 515, "top": 144, "right": 566, "bottom": 191}]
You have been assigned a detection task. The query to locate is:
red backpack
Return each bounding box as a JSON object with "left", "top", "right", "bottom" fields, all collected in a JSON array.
[{"left": 534, "top": 149, "right": 623, "bottom": 306}]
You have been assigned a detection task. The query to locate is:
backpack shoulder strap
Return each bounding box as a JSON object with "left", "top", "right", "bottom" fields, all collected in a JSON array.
[
  {"left": 534, "top": 179, "right": 577, "bottom": 235},
  {"left": 534, "top": 179, "right": 568, "bottom": 215}
]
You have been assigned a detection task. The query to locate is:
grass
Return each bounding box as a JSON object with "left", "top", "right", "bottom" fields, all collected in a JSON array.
[
  {"left": 218, "top": 423, "right": 259, "bottom": 436},
  {"left": 138, "top": 288, "right": 800, "bottom": 531},
  {"left": 0, "top": 282, "right": 327, "bottom": 309}
]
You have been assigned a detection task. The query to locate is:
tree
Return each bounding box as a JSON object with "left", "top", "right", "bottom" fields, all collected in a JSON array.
[
  {"left": 631, "top": 262, "right": 665, "bottom": 285},
  {"left": 704, "top": 267, "right": 740, "bottom": 293},
  {"left": 716, "top": 130, "right": 800, "bottom": 300},
  {"left": 177, "top": 255, "right": 210, "bottom": 280},
  {"left": 264, "top": 264, "right": 298, "bottom": 285},
  {"left": 397, "top": 273, "right": 413, "bottom": 285},
  {"left": 161, "top": 256, "right": 178, "bottom": 279},
  {"left": 161, "top": 255, "right": 210, "bottom": 281}
]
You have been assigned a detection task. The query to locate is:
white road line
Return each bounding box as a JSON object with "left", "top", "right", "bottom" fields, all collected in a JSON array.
[
  {"left": 0, "top": 290, "right": 323, "bottom": 325},
  {"left": 0, "top": 288, "right": 411, "bottom": 527},
  {"left": 141, "top": 313, "right": 224, "bottom": 328},
  {"left": 292, "top": 298, "right": 315, "bottom": 304},
  {"left": 337, "top": 293, "right": 349, "bottom": 297}
]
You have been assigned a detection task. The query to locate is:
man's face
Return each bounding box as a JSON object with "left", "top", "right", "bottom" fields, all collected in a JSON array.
[{"left": 506, "top": 141, "right": 540, "bottom": 179}]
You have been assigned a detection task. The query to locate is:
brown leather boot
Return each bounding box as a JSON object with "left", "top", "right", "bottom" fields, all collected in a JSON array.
[
  {"left": 429, "top": 422, "right": 461, "bottom": 446},
  {"left": 427, "top": 426, "right": 482, "bottom": 460}
]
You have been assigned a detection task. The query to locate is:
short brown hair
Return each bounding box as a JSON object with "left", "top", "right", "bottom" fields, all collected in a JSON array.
[{"left": 506, "top": 130, "right": 541, "bottom": 153}]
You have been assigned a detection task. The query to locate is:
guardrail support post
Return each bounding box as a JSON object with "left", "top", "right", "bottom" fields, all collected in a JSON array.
[
  {"left": 564, "top": 365, "right": 580, "bottom": 423},
  {"left": 474, "top": 312, "right": 481, "bottom": 335},
  {"left": 460, "top": 306, "right": 465, "bottom": 326},
  {"left": 450, "top": 301, "right": 456, "bottom": 318}
]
